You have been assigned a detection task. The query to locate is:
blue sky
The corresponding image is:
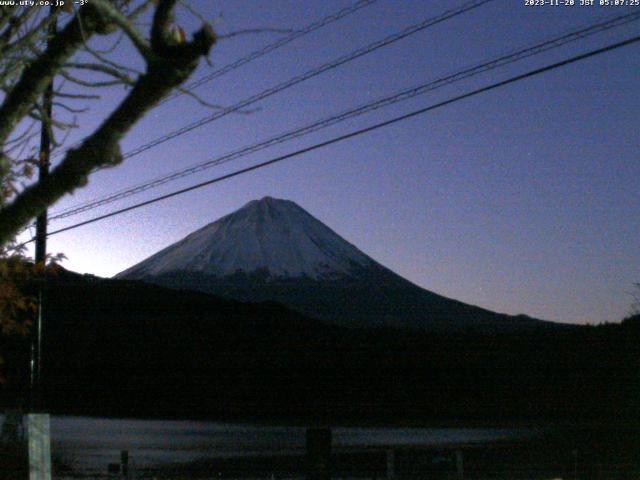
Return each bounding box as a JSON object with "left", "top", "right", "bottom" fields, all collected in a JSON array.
[{"left": 25, "top": 0, "right": 640, "bottom": 324}]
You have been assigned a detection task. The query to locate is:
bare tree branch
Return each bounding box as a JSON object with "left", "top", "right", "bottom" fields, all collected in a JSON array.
[
  {"left": 53, "top": 90, "right": 101, "bottom": 100},
  {"left": 65, "top": 62, "right": 133, "bottom": 83},
  {"left": 0, "top": 4, "right": 110, "bottom": 147},
  {"left": 0, "top": 1, "right": 216, "bottom": 246},
  {"left": 151, "top": 0, "right": 178, "bottom": 52},
  {"left": 64, "top": 61, "right": 135, "bottom": 84},
  {"left": 59, "top": 69, "right": 131, "bottom": 88},
  {"left": 92, "top": 0, "right": 154, "bottom": 61},
  {"left": 0, "top": 8, "right": 36, "bottom": 52}
]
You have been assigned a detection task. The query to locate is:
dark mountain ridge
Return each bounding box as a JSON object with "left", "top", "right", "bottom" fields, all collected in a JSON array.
[
  {"left": 117, "top": 197, "right": 558, "bottom": 333},
  {"left": 2, "top": 268, "right": 637, "bottom": 426}
]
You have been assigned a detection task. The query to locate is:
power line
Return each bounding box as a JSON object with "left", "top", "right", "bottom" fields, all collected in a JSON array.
[
  {"left": 49, "top": 0, "right": 380, "bottom": 161},
  {"left": 51, "top": 10, "right": 640, "bottom": 218},
  {"left": 25, "top": 33, "right": 640, "bottom": 245},
  {"left": 48, "top": 0, "right": 493, "bottom": 217},
  {"left": 160, "top": 0, "right": 379, "bottom": 105},
  {"left": 104, "top": 0, "right": 495, "bottom": 162},
  {"left": 49, "top": 11, "right": 640, "bottom": 221}
]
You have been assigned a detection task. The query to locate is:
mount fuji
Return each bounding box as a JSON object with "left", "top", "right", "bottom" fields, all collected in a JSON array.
[{"left": 117, "top": 197, "right": 549, "bottom": 332}]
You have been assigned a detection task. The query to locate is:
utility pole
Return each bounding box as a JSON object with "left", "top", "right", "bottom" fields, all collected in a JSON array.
[
  {"left": 31, "top": 2, "right": 56, "bottom": 414},
  {"left": 27, "top": 7, "right": 57, "bottom": 480}
]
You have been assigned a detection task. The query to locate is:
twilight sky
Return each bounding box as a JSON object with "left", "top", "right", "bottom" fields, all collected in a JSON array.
[{"left": 21, "top": 0, "right": 640, "bottom": 325}]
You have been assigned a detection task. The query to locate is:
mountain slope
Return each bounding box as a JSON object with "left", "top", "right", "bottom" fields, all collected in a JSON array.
[
  {"left": 117, "top": 197, "right": 552, "bottom": 332},
  {"left": 117, "top": 197, "right": 374, "bottom": 280},
  {"left": 3, "top": 269, "right": 635, "bottom": 425}
]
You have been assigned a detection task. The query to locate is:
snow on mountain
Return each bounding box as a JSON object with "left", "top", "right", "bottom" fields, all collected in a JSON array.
[
  {"left": 117, "top": 196, "right": 554, "bottom": 332},
  {"left": 117, "top": 197, "right": 376, "bottom": 280}
]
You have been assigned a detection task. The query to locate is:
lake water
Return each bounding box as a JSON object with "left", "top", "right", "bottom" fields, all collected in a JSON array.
[{"left": 30, "top": 416, "right": 538, "bottom": 476}]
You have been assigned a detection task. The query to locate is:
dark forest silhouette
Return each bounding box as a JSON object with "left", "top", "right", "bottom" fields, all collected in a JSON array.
[{"left": 1, "top": 268, "right": 637, "bottom": 426}]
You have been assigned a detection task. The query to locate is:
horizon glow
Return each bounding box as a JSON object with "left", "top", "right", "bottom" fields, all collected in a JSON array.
[{"left": 21, "top": 0, "right": 640, "bottom": 325}]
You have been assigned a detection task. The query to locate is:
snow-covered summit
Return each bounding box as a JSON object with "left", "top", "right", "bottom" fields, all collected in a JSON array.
[
  {"left": 115, "top": 197, "right": 553, "bottom": 332},
  {"left": 117, "top": 196, "right": 376, "bottom": 280}
]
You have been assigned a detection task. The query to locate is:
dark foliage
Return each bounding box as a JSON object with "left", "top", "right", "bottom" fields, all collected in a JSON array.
[{"left": 1, "top": 269, "right": 638, "bottom": 427}]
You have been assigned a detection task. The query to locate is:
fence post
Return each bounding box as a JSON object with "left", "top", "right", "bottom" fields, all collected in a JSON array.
[
  {"left": 305, "top": 427, "right": 331, "bottom": 480},
  {"left": 27, "top": 413, "right": 51, "bottom": 480}
]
